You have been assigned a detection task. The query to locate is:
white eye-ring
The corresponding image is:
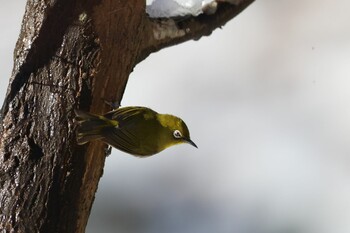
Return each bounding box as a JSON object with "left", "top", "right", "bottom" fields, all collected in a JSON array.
[{"left": 173, "top": 130, "right": 182, "bottom": 139}]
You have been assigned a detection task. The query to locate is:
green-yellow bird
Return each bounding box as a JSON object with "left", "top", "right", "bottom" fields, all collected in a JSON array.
[{"left": 75, "top": 106, "right": 197, "bottom": 157}]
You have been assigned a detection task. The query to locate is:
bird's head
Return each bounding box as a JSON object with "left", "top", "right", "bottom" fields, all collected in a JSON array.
[{"left": 157, "top": 114, "right": 197, "bottom": 149}]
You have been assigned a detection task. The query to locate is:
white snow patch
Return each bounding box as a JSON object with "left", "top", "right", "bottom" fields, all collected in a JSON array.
[{"left": 146, "top": 0, "right": 214, "bottom": 18}]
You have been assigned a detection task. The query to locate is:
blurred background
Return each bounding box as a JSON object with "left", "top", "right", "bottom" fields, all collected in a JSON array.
[{"left": 2, "top": 1, "right": 350, "bottom": 233}]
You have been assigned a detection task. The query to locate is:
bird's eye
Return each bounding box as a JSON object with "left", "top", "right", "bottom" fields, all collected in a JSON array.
[{"left": 173, "top": 130, "right": 182, "bottom": 139}]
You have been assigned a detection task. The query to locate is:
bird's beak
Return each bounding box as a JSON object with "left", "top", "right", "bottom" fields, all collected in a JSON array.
[{"left": 184, "top": 138, "right": 198, "bottom": 148}]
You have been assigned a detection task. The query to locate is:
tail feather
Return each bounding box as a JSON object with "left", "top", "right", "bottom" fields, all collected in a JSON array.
[{"left": 75, "top": 109, "right": 114, "bottom": 145}]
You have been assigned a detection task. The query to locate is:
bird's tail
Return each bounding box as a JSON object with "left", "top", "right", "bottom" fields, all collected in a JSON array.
[{"left": 74, "top": 109, "right": 116, "bottom": 145}]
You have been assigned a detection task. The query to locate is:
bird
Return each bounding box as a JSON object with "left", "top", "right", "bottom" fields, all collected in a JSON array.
[{"left": 75, "top": 106, "right": 197, "bottom": 157}]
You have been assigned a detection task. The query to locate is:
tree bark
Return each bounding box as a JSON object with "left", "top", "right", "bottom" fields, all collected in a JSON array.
[{"left": 0, "top": 0, "right": 254, "bottom": 232}]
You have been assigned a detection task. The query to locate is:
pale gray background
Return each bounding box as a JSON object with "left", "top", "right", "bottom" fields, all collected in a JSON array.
[{"left": 1, "top": 1, "right": 350, "bottom": 233}]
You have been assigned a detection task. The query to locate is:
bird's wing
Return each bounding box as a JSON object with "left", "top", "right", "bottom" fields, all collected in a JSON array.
[
  {"left": 101, "top": 126, "right": 140, "bottom": 155},
  {"left": 104, "top": 106, "right": 157, "bottom": 123},
  {"left": 101, "top": 107, "right": 158, "bottom": 156}
]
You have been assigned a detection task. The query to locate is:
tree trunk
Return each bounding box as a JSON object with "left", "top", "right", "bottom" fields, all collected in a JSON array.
[{"left": 0, "top": 0, "right": 254, "bottom": 232}]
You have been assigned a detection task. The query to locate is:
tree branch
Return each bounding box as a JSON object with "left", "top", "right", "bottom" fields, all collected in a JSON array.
[{"left": 139, "top": 0, "right": 254, "bottom": 61}]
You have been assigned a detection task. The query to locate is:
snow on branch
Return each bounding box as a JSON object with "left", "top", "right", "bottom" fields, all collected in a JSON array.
[{"left": 146, "top": 0, "right": 247, "bottom": 18}]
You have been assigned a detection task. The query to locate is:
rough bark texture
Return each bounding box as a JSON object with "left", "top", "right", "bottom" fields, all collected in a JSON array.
[{"left": 0, "top": 0, "right": 254, "bottom": 232}]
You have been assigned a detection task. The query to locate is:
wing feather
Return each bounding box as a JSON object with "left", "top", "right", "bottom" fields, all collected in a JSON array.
[
  {"left": 100, "top": 107, "right": 157, "bottom": 156},
  {"left": 101, "top": 127, "right": 140, "bottom": 155},
  {"left": 104, "top": 106, "right": 157, "bottom": 123}
]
